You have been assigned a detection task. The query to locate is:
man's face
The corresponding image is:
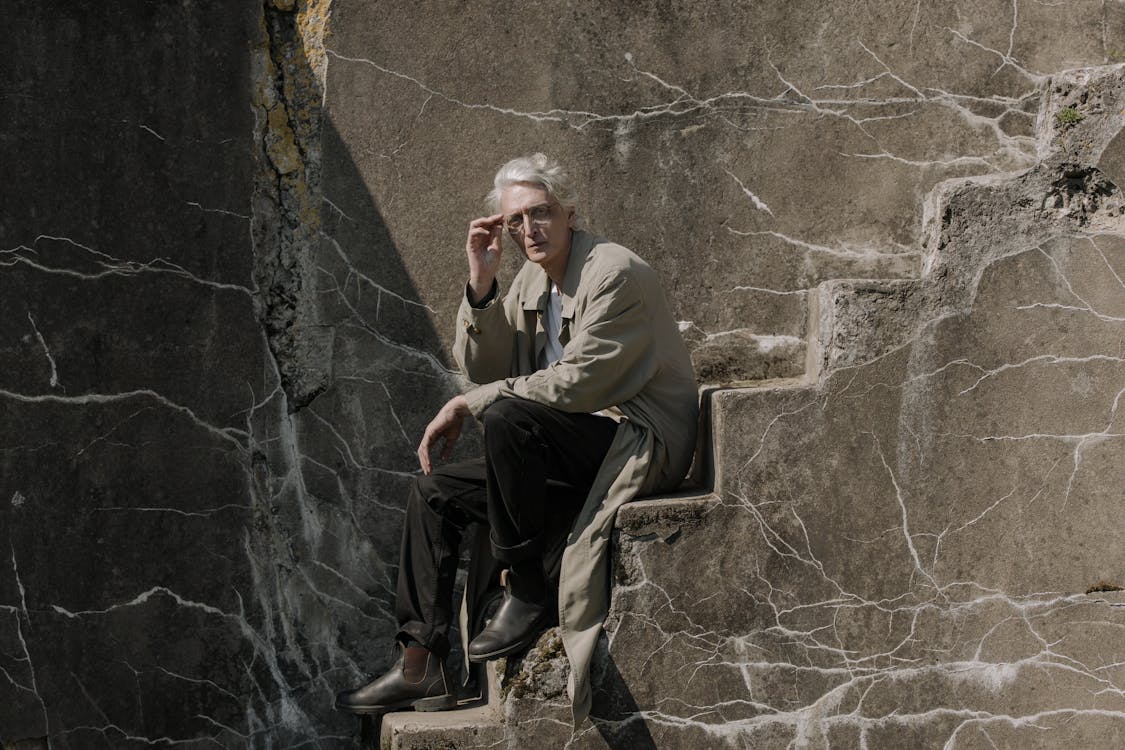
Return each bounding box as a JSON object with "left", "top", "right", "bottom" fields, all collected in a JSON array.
[{"left": 500, "top": 183, "right": 575, "bottom": 278}]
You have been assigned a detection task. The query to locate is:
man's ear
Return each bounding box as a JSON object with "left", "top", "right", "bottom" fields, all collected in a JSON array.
[{"left": 567, "top": 207, "right": 577, "bottom": 228}]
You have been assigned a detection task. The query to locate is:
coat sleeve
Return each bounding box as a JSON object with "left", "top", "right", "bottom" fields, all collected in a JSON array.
[
  {"left": 452, "top": 280, "right": 519, "bottom": 385},
  {"left": 463, "top": 268, "right": 657, "bottom": 418}
]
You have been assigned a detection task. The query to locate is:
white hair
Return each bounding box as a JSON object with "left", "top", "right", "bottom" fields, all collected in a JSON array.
[{"left": 486, "top": 153, "right": 578, "bottom": 213}]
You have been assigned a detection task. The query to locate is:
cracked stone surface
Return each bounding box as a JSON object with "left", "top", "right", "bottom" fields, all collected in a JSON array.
[
  {"left": 2, "top": 1, "right": 1125, "bottom": 749},
  {"left": 468, "top": 70, "right": 1125, "bottom": 748},
  {"left": 323, "top": 0, "right": 1125, "bottom": 383}
]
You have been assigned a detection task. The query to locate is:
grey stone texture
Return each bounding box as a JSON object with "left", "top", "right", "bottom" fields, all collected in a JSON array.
[{"left": 2, "top": 1, "right": 1124, "bottom": 749}]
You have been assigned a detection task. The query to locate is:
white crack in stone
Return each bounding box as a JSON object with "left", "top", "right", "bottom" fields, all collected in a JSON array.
[
  {"left": 943, "top": 0, "right": 1035, "bottom": 81},
  {"left": 326, "top": 49, "right": 598, "bottom": 126},
  {"left": 9, "top": 546, "right": 50, "bottom": 735},
  {"left": 185, "top": 201, "right": 252, "bottom": 221},
  {"left": 142, "top": 664, "right": 242, "bottom": 702},
  {"left": 237, "top": 382, "right": 408, "bottom": 732},
  {"left": 1014, "top": 300, "right": 1125, "bottom": 321},
  {"left": 321, "top": 196, "right": 353, "bottom": 222},
  {"left": 380, "top": 381, "right": 413, "bottom": 447},
  {"left": 2, "top": 235, "right": 255, "bottom": 295},
  {"left": 0, "top": 388, "right": 250, "bottom": 451},
  {"left": 138, "top": 123, "right": 166, "bottom": 141},
  {"left": 736, "top": 396, "right": 819, "bottom": 472},
  {"left": 73, "top": 405, "right": 157, "bottom": 457},
  {"left": 957, "top": 353, "right": 1125, "bottom": 395},
  {"left": 725, "top": 228, "right": 916, "bottom": 263},
  {"left": 50, "top": 586, "right": 238, "bottom": 622},
  {"left": 727, "top": 285, "right": 809, "bottom": 296},
  {"left": 300, "top": 405, "right": 416, "bottom": 482},
  {"left": 314, "top": 239, "right": 454, "bottom": 380},
  {"left": 319, "top": 229, "right": 436, "bottom": 313},
  {"left": 781, "top": 41, "right": 1039, "bottom": 170},
  {"left": 2, "top": 550, "right": 46, "bottom": 737},
  {"left": 91, "top": 504, "right": 248, "bottom": 519},
  {"left": 309, "top": 559, "right": 395, "bottom": 614},
  {"left": 722, "top": 167, "right": 774, "bottom": 216},
  {"left": 292, "top": 562, "right": 388, "bottom": 625},
  {"left": 58, "top": 722, "right": 227, "bottom": 748},
  {"left": 327, "top": 43, "right": 1036, "bottom": 180},
  {"left": 610, "top": 538, "right": 1125, "bottom": 744},
  {"left": 837, "top": 357, "right": 989, "bottom": 401},
  {"left": 43, "top": 576, "right": 330, "bottom": 743},
  {"left": 193, "top": 714, "right": 251, "bottom": 741},
  {"left": 1013, "top": 238, "right": 1125, "bottom": 322},
  {"left": 845, "top": 151, "right": 997, "bottom": 168},
  {"left": 940, "top": 412, "right": 1124, "bottom": 506},
  {"left": 25, "top": 310, "right": 60, "bottom": 389},
  {"left": 236, "top": 364, "right": 407, "bottom": 732}
]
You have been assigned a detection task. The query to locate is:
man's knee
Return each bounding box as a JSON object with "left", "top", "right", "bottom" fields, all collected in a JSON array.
[
  {"left": 481, "top": 397, "right": 548, "bottom": 440},
  {"left": 407, "top": 472, "right": 454, "bottom": 522},
  {"left": 406, "top": 466, "right": 481, "bottom": 529},
  {"left": 482, "top": 396, "right": 529, "bottom": 423}
]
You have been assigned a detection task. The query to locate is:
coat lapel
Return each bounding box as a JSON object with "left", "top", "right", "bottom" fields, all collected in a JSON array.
[
  {"left": 523, "top": 275, "right": 551, "bottom": 368},
  {"left": 558, "top": 230, "right": 596, "bottom": 347}
]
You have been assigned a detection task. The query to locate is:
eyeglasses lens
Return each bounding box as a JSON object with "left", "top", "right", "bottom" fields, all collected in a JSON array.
[{"left": 505, "top": 204, "right": 554, "bottom": 234}]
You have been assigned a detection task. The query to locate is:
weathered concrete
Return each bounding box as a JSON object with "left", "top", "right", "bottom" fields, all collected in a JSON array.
[
  {"left": 445, "top": 67, "right": 1125, "bottom": 748},
  {"left": 322, "top": 0, "right": 1125, "bottom": 383}
]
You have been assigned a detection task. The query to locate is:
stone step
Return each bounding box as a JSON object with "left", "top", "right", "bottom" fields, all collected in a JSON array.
[
  {"left": 376, "top": 492, "right": 722, "bottom": 749},
  {"left": 379, "top": 662, "right": 504, "bottom": 749}
]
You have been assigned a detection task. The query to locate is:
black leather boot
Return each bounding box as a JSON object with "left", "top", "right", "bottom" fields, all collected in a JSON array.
[
  {"left": 335, "top": 643, "right": 456, "bottom": 714},
  {"left": 467, "top": 567, "right": 552, "bottom": 663}
]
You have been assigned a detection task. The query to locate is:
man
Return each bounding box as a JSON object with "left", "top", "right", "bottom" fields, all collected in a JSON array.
[{"left": 336, "top": 153, "right": 698, "bottom": 724}]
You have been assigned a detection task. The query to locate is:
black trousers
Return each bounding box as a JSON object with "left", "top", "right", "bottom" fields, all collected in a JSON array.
[{"left": 395, "top": 397, "right": 619, "bottom": 657}]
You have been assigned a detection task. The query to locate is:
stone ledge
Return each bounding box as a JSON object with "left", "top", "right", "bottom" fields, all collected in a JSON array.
[
  {"left": 379, "top": 663, "right": 503, "bottom": 750},
  {"left": 615, "top": 492, "right": 720, "bottom": 537}
]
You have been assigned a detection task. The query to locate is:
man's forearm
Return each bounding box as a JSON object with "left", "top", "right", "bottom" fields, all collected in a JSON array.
[{"left": 453, "top": 284, "right": 515, "bottom": 385}]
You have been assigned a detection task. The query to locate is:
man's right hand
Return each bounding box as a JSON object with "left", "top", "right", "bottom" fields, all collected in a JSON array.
[
  {"left": 466, "top": 213, "right": 504, "bottom": 303},
  {"left": 417, "top": 395, "right": 471, "bottom": 475}
]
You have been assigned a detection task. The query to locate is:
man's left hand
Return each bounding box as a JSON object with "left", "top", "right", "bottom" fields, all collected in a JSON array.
[{"left": 417, "top": 395, "right": 471, "bottom": 474}]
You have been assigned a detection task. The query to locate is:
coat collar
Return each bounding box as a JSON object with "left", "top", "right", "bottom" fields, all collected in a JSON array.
[
  {"left": 519, "top": 229, "right": 597, "bottom": 318},
  {"left": 560, "top": 229, "right": 596, "bottom": 319}
]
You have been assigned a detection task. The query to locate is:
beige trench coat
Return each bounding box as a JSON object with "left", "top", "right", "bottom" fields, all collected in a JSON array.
[{"left": 453, "top": 229, "right": 698, "bottom": 726}]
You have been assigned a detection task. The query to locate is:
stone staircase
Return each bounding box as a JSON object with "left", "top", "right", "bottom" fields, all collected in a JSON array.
[
  {"left": 378, "top": 662, "right": 504, "bottom": 748},
  {"left": 377, "top": 65, "right": 1125, "bottom": 749}
]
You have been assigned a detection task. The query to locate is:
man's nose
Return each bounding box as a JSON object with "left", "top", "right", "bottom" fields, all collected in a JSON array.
[{"left": 524, "top": 215, "right": 543, "bottom": 240}]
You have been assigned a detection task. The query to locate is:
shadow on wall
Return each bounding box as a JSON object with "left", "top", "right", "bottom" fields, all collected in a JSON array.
[
  {"left": 316, "top": 115, "right": 451, "bottom": 365},
  {"left": 591, "top": 648, "right": 659, "bottom": 750},
  {"left": 275, "top": 113, "right": 505, "bottom": 742}
]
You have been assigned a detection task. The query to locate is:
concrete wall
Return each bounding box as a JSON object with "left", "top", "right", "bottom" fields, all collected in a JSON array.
[
  {"left": 2, "top": 1, "right": 1123, "bottom": 749},
  {"left": 0, "top": 1, "right": 380, "bottom": 746},
  {"left": 582, "top": 67, "right": 1125, "bottom": 748}
]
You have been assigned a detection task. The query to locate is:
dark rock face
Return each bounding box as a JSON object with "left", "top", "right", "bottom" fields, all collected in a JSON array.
[
  {"left": 1, "top": 2, "right": 269, "bottom": 747},
  {"left": 3, "top": 2, "right": 1125, "bottom": 749},
  {"left": 0, "top": 1, "right": 450, "bottom": 746}
]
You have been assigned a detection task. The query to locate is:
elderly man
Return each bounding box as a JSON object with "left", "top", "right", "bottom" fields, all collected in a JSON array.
[{"left": 336, "top": 153, "right": 698, "bottom": 723}]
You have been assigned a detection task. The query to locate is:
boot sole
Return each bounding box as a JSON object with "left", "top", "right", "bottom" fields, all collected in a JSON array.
[
  {"left": 335, "top": 693, "right": 457, "bottom": 715},
  {"left": 466, "top": 615, "right": 550, "bottom": 663},
  {"left": 414, "top": 693, "right": 459, "bottom": 712}
]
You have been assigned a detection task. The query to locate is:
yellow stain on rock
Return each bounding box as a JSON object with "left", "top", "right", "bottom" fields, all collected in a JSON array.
[
  {"left": 266, "top": 106, "right": 302, "bottom": 175},
  {"left": 297, "top": 0, "right": 333, "bottom": 91}
]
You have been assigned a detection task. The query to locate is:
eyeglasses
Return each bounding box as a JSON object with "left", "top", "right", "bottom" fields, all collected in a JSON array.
[{"left": 503, "top": 203, "right": 556, "bottom": 235}]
